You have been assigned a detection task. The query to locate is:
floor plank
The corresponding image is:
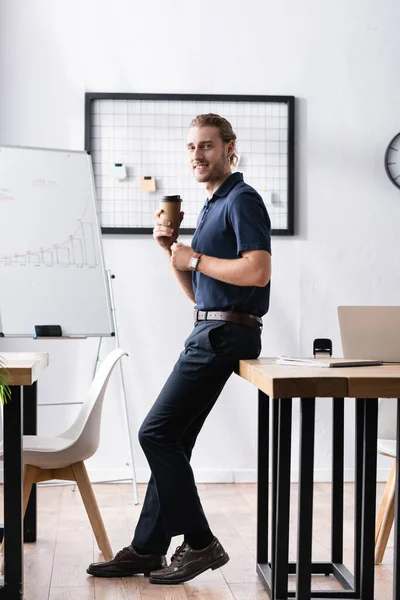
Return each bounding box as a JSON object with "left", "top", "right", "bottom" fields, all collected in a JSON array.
[
  {"left": 0, "top": 481, "right": 396, "bottom": 599},
  {"left": 49, "top": 588, "right": 95, "bottom": 600},
  {"left": 95, "top": 578, "right": 142, "bottom": 600},
  {"left": 138, "top": 576, "right": 189, "bottom": 599}
]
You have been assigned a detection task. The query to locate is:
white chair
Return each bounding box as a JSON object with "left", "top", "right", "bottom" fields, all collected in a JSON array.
[
  {"left": 375, "top": 398, "right": 397, "bottom": 564},
  {"left": 0, "top": 348, "right": 128, "bottom": 563}
]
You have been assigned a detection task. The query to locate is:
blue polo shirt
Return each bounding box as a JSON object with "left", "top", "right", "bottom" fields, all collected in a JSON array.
[{"left": 191, "top": 172, "right": 271, "bottom": 318}]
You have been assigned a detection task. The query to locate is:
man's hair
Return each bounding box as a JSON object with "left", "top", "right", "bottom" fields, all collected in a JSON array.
[{"left": 189, "top": 113, "right": 238, "bottom": 167}]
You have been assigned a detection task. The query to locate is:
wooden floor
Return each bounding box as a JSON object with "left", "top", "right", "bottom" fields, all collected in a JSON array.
[{"left": 2, "top": 481, "right": 395, "bottom": 600}]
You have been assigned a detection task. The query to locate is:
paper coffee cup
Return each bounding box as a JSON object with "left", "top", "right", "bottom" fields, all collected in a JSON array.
[{"left": 159, "top": 195, "right": 182, "bottom": 240}]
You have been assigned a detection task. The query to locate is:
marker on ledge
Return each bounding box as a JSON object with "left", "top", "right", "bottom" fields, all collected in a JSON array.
[{"left": 33, "top": 325, "right": 63, "bottom": 339}]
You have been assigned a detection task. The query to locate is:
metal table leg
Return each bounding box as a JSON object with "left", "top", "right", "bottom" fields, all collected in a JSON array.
[
  {"left": 353, "top": 398, "right": 364, "bottom": 596},
  {"left": 271, "top": 396, "right": 278, "bottom": 596},
  {"left": 274, "top": 398, "right": 292, "bottom": 600},
  {"left": 332, "top": 398, "right": 344, "bottom": 565},
  {"left": 22, "top": 382, "right": 37, "bottom": 542},
  {"left": 257, "top": 391, "right": 269, "bottom": 564},
  {"left": 256, "top": 391, "right": 270, "bottom": 588},
  {"left": 1, "top": 385, "right": 24, "bottom": 599},
  {"left": 360, "top": 398, "right": 378, "bottom": 600},
  {"left": 296, "top": 397, "right": 315, "bottom": 599}
]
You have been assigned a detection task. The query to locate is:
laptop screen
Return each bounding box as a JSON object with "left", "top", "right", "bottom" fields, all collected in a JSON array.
[{"left": 338, "top": 306, "right": 400, "bottom": 362}]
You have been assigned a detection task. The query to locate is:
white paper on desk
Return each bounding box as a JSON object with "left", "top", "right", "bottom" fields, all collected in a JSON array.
[{"left": 276, "top": 356, "right": 383, "bottom": 368}]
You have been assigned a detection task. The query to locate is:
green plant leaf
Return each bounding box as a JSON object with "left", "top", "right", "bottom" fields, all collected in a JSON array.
[{"left": 0, "top": 355, "right": 11, "bottom": 405}]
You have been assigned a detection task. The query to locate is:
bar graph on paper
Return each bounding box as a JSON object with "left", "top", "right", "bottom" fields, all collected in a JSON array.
[{"left": 0, "top": 221, "right": 98, "bottom": 267}]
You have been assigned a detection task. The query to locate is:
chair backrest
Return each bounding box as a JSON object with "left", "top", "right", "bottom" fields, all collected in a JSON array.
[
  {"left": 59, "top": 348, "right": 128, "bottom": 461},
  {"left": 378, "top": 398, "right": 398, "bottom": 441}
]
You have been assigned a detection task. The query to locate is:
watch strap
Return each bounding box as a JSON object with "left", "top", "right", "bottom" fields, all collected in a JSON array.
[{"left": 190, "top": 252, "right": 203, "bottom": 271}]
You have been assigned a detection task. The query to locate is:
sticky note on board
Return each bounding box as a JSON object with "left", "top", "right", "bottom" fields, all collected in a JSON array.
[
  {"left": 265, "top": 191, "right": 273, "bottom": 204},
  {"left": 258, "top": 190, "right": 272, "bottom": 205},
  {"left": 259, "top": 190, "right": 281, "bottom": 205},
  {"left": 271, "top": 192, "right": 281, "bottom": 204},
  {"left": 140, "top": 176, "right": 156, "bottom": 192},
  {"left": 112, "top": 163, "right": 127, "bottom": 180}
]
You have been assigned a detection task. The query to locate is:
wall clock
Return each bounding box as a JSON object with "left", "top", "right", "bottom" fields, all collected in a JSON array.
[{"left": 384, "top": 133, "right": 400, "bottom": 189}]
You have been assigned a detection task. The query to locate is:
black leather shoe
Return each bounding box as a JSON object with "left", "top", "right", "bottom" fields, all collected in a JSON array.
[
  {"left": 87, "top": 545, "right": 167, "bottom": 578},
  {"left": 149, "top": 537, "right": 229, "bottom": 584}
]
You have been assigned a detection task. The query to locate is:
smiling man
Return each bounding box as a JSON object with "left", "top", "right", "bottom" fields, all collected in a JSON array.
[{"left": 87, "top": 114, "right": 271, "bottom": 585}]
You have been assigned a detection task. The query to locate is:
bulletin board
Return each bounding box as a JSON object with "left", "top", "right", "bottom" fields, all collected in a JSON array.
[{"left": 85, "top": 93, "right": 295, "bottom": 235}]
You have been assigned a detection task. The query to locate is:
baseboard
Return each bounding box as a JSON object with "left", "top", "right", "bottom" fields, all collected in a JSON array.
[
  {"left": 83, "top": 466, "right": 394, "bottom": 485},
  {"left": 0, "top": 466, "right": 391, "bottom": 485}
]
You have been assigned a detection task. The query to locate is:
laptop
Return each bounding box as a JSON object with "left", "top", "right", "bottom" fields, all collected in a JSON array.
[{"left": 338, "top": 306, "right": 400, "bottom": 362}]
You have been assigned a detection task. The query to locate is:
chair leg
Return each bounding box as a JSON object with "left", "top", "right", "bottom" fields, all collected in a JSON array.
[
  {"left": 375, "top": 459, "right": 396, "bottom": 564},
  {"left": 70, "top": 461, "right": 113, "bottom": 562},
  {"left": 376, "top": 459, "right": 396, "bottom": 542},
  {"left": 1, "top": 464, "right": 39, "bottom": 573},
  {"left": 22, "top": 465, "right": 40, "bottom": 516}
]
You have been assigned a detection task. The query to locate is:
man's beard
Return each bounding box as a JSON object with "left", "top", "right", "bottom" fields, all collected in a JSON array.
[{"left": 193, "top": 153, "right": 226, "bottom": 182}]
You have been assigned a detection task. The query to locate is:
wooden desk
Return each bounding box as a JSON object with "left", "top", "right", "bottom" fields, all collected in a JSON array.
[
  {"left": 239, "top": 358, "right": 400, "bottom": 600},
  {"left": 0, "top": 352, "right": 49, "bottom": 600}
]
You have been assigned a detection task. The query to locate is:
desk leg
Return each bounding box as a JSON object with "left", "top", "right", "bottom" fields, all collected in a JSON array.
[
  {"left": 2, "top": 385, "right": 24, "bottom": 599},
  {"left": 257, "top": 391, "right": 269, "bottom": 565},
  {"left": 22, "top": 382, "right": 37, "bottom": 542},
  {"left": 331, "top": 398, "right": 344, "bottom": 565},
  {"left": 296, "top": 397, "right": 315, "bottom": 600},
  {"left": 270, "top": 397, "right": 278, "bottom": 597},
  {"left": 354, "top": 398, "right": 364, "bottom": 596},
  {"left": 360, "top": 398, "right": 378, "bottom": 600},
  {"left": 393, "top": 398, "right": 400, "bottom": 600},
  {"left": 274, "top": 398, "right": 292, "bottom": 600}
]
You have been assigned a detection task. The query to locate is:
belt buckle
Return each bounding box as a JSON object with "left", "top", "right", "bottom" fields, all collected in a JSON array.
[{"left": 249, "top": 314, "right": 262, "bottom": 329}]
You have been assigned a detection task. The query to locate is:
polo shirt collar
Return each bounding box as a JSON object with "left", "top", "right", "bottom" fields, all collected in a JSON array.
[{"left": 211, "top": 172, "right": 243, "bottom": 200}]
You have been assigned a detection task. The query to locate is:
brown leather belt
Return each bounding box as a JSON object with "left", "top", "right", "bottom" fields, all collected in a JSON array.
[{"left": 194, "top": 310, "right": 262, "bottom": 329}]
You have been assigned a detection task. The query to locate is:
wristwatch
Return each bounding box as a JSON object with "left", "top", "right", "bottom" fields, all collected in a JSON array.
[{"left": 189, "top": 253, "right": 202, "bottom": 271}]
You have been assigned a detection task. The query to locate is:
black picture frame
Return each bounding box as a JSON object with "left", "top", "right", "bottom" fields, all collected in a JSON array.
[{"left": 85, "top": 92, "right": 295, "bottom": 236}]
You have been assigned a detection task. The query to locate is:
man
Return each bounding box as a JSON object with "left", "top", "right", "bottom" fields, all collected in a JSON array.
[{"left": 87, "top": 113, "right": 271, "bottom": 584}]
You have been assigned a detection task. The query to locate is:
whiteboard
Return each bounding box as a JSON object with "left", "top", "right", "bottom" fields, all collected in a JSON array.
[{"left": 0, "top": 146, "right": 114, "bottom": 337}]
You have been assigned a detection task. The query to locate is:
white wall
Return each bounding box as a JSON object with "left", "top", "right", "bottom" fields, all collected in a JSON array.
[{"left": 1, "top": 0, "right": 399, "bottom": 483}]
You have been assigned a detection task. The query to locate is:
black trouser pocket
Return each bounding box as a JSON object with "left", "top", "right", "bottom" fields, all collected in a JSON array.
[{"left": 208, "top": 321, "right": 261, "bottom": 359}]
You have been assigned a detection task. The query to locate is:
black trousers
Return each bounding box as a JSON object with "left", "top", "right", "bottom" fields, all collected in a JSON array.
[{"left": 132, "top": 320, "right": 262, "bottom": 555}]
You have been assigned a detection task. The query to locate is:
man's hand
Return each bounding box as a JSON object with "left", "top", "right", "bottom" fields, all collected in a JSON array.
[
  {"left": 170, "top": 242, "right": 194, "bottom": 271},
  {"left": 153, "top": 209, "right": 184, "bottom": 252}
]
